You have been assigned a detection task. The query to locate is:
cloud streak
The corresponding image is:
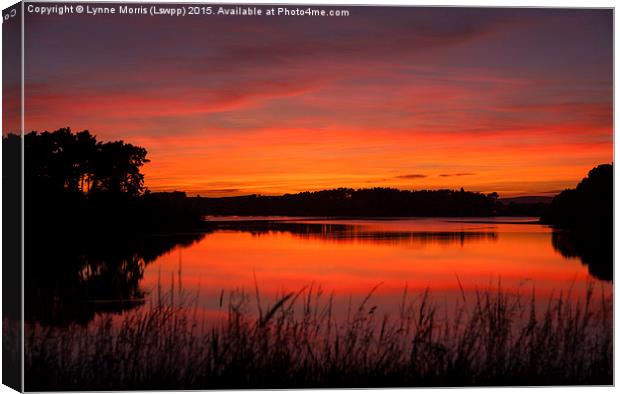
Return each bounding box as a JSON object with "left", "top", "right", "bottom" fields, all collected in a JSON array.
[
  {"left": 396, "top": 174, "right": 428, "bottom": 179},
  {"left": 439, "top": 173, "right": 477, "bottom": 177}
]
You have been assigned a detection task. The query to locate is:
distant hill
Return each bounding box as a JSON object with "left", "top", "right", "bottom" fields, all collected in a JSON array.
[
  {"left": 495, "top": 195, "right": 552, "bottom": 217},
  {"left": 499, "top": 196, "right": 554, "bottom": 205}
]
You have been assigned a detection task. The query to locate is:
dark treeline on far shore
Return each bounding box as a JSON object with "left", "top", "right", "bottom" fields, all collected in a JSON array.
[{"left": 181, "top": 188, "right": 548, "bottom": 217}]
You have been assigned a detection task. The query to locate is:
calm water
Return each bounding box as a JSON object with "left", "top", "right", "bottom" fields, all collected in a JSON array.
[
  {"left": 131, "top": 217, "right": 610, "bottom": 323},
  {"left": 27, "top": 217, "right": 612, "bottom": 326}
]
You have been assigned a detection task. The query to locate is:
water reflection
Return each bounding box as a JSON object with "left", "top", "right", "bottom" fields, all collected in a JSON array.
[
  {"left": 210, "top": 220, "right": 498, "bottom": 245},
  {"left": 26, "top": 233, "right": 206, "bottom": 325},
  {"left": 551, "top": 230, "right": 613, "bottom": 282},
  {"left": 26, "top": 218, "right": 611, "bottom": 326}
]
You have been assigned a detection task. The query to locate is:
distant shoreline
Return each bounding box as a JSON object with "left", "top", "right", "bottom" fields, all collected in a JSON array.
[{"left": 202, "top": 216, "right": 543, "bottom": 224}]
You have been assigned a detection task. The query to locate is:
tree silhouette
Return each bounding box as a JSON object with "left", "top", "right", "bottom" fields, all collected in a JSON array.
[
  {"left": 541, "top": 164, "right": 613, "bottom": 282},
  {"left": 541, "top": 163, "right": 613, "bottom": 231},
  {"left": 21, "top": 128, "right": 149, "bottom": 198}
]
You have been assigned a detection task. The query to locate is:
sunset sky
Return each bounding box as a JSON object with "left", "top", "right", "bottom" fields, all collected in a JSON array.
[{"left": 14, "top": 6, "right": 613, "bottom": 197}]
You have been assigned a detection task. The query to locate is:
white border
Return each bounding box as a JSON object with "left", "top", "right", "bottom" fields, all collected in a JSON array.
[{"left": 0, "top": 1, "right": 616, "bottom": 393}]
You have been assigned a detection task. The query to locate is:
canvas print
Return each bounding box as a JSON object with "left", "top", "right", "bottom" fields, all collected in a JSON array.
[{"left": 1, "top": 2, "right": 614, "bottom": 391}]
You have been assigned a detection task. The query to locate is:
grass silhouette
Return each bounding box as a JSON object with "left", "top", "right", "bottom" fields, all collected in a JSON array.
[{"left": 24, "top": 281, "right": 612, "bottom": 390}]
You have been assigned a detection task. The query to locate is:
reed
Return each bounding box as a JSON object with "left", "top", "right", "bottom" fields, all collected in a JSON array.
[{"left": 23, "top": 282, "right": 612, "bottom": 390}]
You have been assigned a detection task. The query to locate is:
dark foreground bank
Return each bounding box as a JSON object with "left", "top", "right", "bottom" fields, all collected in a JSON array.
[{"left": 23, "top": 284, "right": 612, "bottom": 390}]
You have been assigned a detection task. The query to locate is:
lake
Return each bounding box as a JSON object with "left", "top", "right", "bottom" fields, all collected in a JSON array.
[
  {"left": 25, "top": 216, "right": 611, "bottom": 327},
  {"left": 76, "top": 216, "right": 606, "bottom": 328}
]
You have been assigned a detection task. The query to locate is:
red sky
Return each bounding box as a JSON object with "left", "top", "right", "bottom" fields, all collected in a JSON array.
[{"left": 13, "top": 6, "right": 613, "bottom": 197}]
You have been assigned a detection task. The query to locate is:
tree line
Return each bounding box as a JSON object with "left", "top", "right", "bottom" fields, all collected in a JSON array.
[{"left": 192, "top": 188, "right": 502, "bottom": 217}]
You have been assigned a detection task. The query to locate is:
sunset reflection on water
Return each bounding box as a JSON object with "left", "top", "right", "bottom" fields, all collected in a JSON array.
[{"left": 135, "top": 218, "right": 610, "bottom": 324}]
